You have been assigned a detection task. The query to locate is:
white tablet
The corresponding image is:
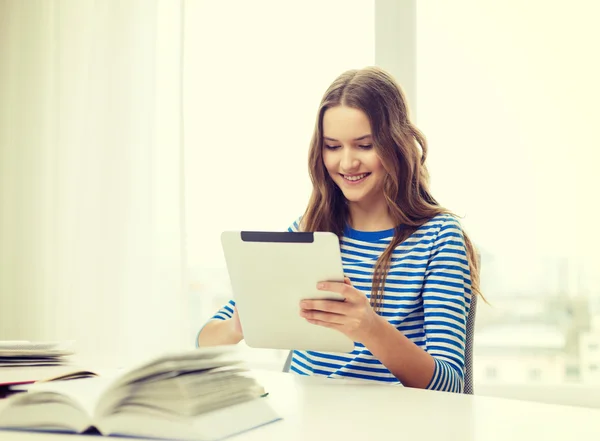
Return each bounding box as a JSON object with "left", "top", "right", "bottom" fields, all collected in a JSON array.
[{"left": 220, "top": 231, "right": 355, "bottom": 353}]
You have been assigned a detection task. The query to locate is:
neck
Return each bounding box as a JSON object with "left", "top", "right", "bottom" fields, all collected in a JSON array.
[{"left": 347, "top": 197, "right": 395, "bottom": 232}]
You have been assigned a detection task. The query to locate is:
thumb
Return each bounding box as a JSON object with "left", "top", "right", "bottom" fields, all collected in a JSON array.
[{"left": 343, "top": 277, "right": 352, "bottom": 286}]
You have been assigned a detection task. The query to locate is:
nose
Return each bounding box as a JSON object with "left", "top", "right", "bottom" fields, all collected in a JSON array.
[{"left": 340, "top": 147, "right": 360, "bottom": 172}]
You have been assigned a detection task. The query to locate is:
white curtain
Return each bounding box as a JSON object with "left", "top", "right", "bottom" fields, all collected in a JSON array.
[{"left": 0, "top": 0, "right": 188, "bottom": 368}]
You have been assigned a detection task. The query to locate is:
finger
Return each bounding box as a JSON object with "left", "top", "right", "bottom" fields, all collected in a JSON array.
[
  {"left": 301, "top": 299, "right": 349, "bottom": 314},
  {"left": 344, "top": 277, "right": 352, "bottom": 286},
  {"left": 300, "top": 309, "right": 346, "bottom": 325},
  {"left": 317, "top": 281, "right": 357, "bottom": 301},
  {"left": 305, "top": 318, "right": 343, "bottom": 330}
]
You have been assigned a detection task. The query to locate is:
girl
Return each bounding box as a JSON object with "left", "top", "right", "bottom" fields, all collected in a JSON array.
[{"left": 197, "top": 66, "right": 481, "bottom": 393}]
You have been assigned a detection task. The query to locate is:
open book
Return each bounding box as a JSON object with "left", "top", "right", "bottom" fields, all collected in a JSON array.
[{"left": 0, "top": 346, "right": 280, "bottom": 441}]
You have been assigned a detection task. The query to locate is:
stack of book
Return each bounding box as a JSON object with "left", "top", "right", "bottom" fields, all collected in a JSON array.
[
  {"left": 0, "top": 341, "right": 97, "bottom": 395},
  {"left": 0, "top": 345, "right": 280, "bottom": 440},
  {"left": 0, "top": 341, "right": 75, "bottom": 368}
]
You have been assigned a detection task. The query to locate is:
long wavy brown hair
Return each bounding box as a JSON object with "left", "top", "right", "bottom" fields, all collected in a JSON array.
[{"left": 300, "top": 67, "right": 482, "bottom": 310}]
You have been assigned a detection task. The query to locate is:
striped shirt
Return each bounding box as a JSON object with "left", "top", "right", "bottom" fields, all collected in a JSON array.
[{"left": 206, "top": 213, "right": 472, "bottom": 393}]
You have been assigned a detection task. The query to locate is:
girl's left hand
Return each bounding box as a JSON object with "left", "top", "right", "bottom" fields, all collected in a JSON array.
[{"left": 299, "top": 277, "right": 381, "bottom": 344}]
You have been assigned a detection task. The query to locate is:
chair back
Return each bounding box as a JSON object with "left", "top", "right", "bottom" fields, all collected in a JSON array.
[{"left": 463, "top": 291, "right": 477, "bottom": 394}]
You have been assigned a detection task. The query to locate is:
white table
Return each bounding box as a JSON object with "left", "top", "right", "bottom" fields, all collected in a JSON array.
[{"left": 1, "top": 370, "right": 600, "bottom": 440}]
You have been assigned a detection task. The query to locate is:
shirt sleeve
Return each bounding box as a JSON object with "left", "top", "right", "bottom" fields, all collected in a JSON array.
[
  {"left": 288, "top": 216, "right": 302, "bottom": 232},
  {"left": 422, "top": 215, "right": 472, "bottom": 393},
  {"left": 195, "top": 299, "right": 237, "bottom": 347},
  {"left": 210, "top": 299, "right": 236, "bottom": 321}
]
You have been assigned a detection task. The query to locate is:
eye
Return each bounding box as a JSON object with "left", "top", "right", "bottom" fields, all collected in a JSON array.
[
  {"left": 324, "top": 145, "right": 341, "bottom": 150},
  {"left": 358, "top": 144, "right": 373, "bottom": 150}
]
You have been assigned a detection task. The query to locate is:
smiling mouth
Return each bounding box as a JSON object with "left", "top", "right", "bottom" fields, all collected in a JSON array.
[{"left": 341, "top": 173, "right": 371, "bottom": 182}]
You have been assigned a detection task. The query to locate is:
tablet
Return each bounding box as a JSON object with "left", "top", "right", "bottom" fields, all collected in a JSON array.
[{"left": 220, "top": 231, "right": 355, "bottom": 353}]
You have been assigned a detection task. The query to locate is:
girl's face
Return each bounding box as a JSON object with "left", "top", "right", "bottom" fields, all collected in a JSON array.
[{"left": 322, "top": 105, "right": 386, "bottom": 207}]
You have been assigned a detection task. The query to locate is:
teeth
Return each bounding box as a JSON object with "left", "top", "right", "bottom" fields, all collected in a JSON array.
[{"left": 344, "top": 173, "right": 368, "bottom": 181}]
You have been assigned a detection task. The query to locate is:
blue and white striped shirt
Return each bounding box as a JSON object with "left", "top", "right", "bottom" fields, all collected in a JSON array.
[{"left": 207, "top": 213, "right": 472, "bottom": 393}]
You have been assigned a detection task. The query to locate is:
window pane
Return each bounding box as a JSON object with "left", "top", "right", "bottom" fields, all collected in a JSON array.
[
  {"left": 184, "top": 0, "right": 375, "bottom": 363},
  {"left": 417, "top": 1, "right": 600, "bottom": 387}
]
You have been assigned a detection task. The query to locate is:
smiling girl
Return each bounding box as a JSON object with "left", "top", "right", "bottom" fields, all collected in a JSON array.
[{"left": 197, "top": 67, "right": 481, "bottom": 393}]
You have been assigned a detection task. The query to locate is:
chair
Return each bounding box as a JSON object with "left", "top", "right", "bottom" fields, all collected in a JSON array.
[
  {"left": 463, "top": 291, "right": 478, "bottom": 394},
  {"left": 463, "top": 252, "right": 481, "bottom": 394},
  {"left": 282, "top": 279, "right": 479, "bottom": 394}
]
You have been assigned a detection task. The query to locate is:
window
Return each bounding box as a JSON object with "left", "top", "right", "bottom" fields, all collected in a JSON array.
[
  {"left": 184, "top": 0, "right": 375, "bottom": 368},
  {"left": 184, "top": 0, "right": 600, "bottom": 386},
  {"left": 417, "top": 0, "right": 600, "bottom": 386}
]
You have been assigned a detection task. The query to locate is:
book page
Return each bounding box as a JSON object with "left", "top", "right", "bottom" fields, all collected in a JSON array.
[{"left": 20, "top": 376, "right": 115, "bottom": 418}]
